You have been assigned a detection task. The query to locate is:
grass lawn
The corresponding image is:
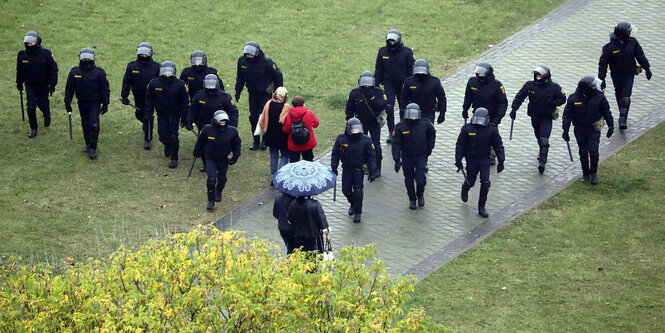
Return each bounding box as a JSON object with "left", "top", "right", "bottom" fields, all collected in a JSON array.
[
  {"left": 409, "top": 122, "right": 665, "bottom": 331},
  {"left": 0, "top": 0, "right": 565, "bottom": 264}
]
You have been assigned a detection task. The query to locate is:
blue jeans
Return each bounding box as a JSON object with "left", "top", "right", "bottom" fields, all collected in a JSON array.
[{"left": 270, "top": 146, "right": 289, "bottom": 175}]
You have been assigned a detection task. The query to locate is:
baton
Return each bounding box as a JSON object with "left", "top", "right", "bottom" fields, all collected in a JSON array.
[
  {"left": 118, "top": 98, "right": 140, "bottom": 111},
  {"left": 509, "top": 119, "right": 514, "bottom": 140},
  {"left": 333, "top": 179, "right": 337, "bottom": 202},
  {"left": 189, "top": 128, "right": 199, "bottom": 138},
  {"left": 20, "top": 90, "right": 25, "bottom": 122},
  {"left": 187, "top": 156, "right": 198, "bottom": 178},
  {"left": 566, "top": 141, "right": 574, "bottom": 162},
  {"left": 68, "top": 112, "right": 72, "bottom": 140},
  {"left": 460, "top": 166, "right": 470, "bottom": 186}
]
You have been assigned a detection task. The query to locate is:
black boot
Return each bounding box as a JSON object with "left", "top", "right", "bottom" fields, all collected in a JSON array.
[
  {"left": 27, "top": 107, "right": 38, "bottom": 135},
  {"left": 590, "top": 174, "right": 599, "bottom": 185},
  {"left": 538, "top": 160, "right": 546, "bottom": 174},
  {"left": 478, "top": 181, "right": 490, "bottom": 218},
  {"left": 590, "top": 153, "right": 599, "bottom": 185},
  {"left": 215, "top": 178, "right": 226, "bottom": 202},
  {"left": 43, "top": 110, "right": 51, "bottom": 127},
  {"left": 163, "top": 144, "right": 170, "bottom": 157},
  {"left": 84, "top": 144, "right": 91, "bottom": 153},
  {"left": 416, "top": 183, "right": 425, "bottom": 207},
  {"left": 260, "top": 137, "right": 267, "bottom": 150},
  {"left": 353, "top": 213, "right": 361, "bottom": 223},
  {"left": 619, "top": 108, "right": 628, "bottom": 130},
  {"left": 89, "top": 148, "right": 97, "bottom": 159},
  {"left": 409, "top": 200, "right": 417, "bottom": 210},
  {"left": 27, "top": 128, "right": 38, "bottom": 138},
  {"left": 249, "top": 142, "right": 259, "bottom": 150},
  {"left": 88, "top": 124, "right": 100, "bottom": 159},
  {"left": 169, "top": 159, "right": 178, "bottom": 168},
  {"left": 348, "top": 206, "right": 354, "bottom": 216},
  {"left": 144, "top": 140, "right": 152, "bottom": 150},
  {"left": 206, "top": 178, "right": 216, "bottom": 210},
  {"left": 538, "top": 139, "right": 549, "bottom": 174},
  {"left": 406, "top": 181, "right": 417, "bottom": 210},
  {"left": 579, "top": 150, "right": 590, "bottom": 182},
  {"left": 461, "top": 183, "right": 471, "bottom": 202}
]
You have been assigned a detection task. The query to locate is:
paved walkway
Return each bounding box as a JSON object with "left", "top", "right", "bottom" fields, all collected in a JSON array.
[{"left": 214, "top": 0, "right": 665, "bottom": 279}]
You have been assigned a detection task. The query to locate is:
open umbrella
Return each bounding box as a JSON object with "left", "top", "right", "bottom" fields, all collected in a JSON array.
[{"left": 272, "top": 160, "right": 336, "bottom": 197}]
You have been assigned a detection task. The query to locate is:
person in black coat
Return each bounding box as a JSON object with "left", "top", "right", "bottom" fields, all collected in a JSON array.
[
  {"left": 562, "top": 76, "right": 614, "bottom": 185},
  {"left": 145, "top": 61, "right": 189, "bottom": 169},
  {"left": 64, "top": 48, "right": 110, "bottom": 160},
  {"left": 455, "top": 108, "right": 505, "bottom": 218},
  {"left": 16, "top": 31, "right": 58, "bottom": 138},
  {"left": 346, "top": 71, "right": 387, "bottom": 175},
  {"left": 235, "top": 41, "right": 283, "bottom": 150},
  {"left": 392, "top": 103, "right": 436, "bottom": 210},
  {"left": 598, "top": 22, "right": 651, "bottom": 130},
  {"left": 180, "top": 50, "right": 224, "bottom": 100},
  {"left": 287, "top": 196, "right": 331, "bottom": 253},
  {"left": 273, "top": 192, "right": 296, "bottom": 254},
  {"left": 374, "top": 29, "right": 414, "bottom": 143},
  {"left": 462, "top": 62, "right": 508, "bottom": 125},
  {"left": 510, "top": 65, "right": 567, "bottom": 173},
  {"left": 400, "top": 59, "right": 446, "bottom": 125},
  {"left": 331, "top": 118, "right": 378, "bottom": 223},
  {"left": 193, "top": 111, "right": 242, "bottom": 211},
  {"left": 121, "top": 42, "right": 160, "bottom": 150}
]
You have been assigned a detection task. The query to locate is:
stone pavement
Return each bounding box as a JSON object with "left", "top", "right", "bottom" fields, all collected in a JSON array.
[{"left": 215, "top": 0, "right": 665, "bottom": 279}]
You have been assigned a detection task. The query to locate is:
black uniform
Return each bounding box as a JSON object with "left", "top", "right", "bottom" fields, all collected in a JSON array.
[
  {"left": 562, "top": 87, "right": 614, "bottom": 179},
  {"left": 235, "top": 49, "right": 283, "bottom": 146},
  {"left": 16, "top": 42, "right": 58, "bottom": 131},
  {"left": 345, "top": 86, "right": 387, "bottom": 172},
  {"left": 598, "top": 35, "right": 650, "bottom": 127},
  {"left": 273, "top": 192, "right": 296, "bottom": 254},
  {"left": 188, "top": 88, "right": 239, "bottom": 130},
  {"left": 463, "top": 74, "right": 508, "bottom": 125},
  {"left": 64, "top": 63, "right": 110, "bottom": 151},
  {"left": 392, "top": 119, "right": 436, "bottom": 205},
  {"left": 331, "top": 133, "right": 377, "bottom": 217},
  {"left": 511, "top": 79, "right": 566, "bottom": 165},
  {"left": 400, "top": 74, "right": 446, "bottom": 124},
  {"left": 180, "top": 66, "right": 224, "bottom": 100},
  {"left": 375, "top": 42, "right": 414, "bottom": 135},
  {"left": 145, "top": 76, "right": 189, "bottom": 163},
  {"left": 121, "top": 57, "right": 160, "bottom": 140},
  {"left": 193, "top": 121, "right": 241, "bottom": 205}
]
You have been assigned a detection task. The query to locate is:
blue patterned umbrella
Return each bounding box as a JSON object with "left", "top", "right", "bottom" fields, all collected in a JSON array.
[{"left": 272, "top": 160, "right": 336, "bottom": 197}]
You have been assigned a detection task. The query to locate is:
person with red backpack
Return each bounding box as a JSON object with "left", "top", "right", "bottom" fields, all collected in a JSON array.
[{"left": 282, "top": 96, "right": 319, "bottom": 162}]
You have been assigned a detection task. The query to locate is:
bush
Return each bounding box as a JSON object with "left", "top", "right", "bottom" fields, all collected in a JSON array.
[{"left": 0, "top": 226, "right": 446, "bottom": 332}]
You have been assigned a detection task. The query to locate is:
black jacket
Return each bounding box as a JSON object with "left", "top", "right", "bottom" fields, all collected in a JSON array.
[
  {"left": 64, "top": 64, "right": 110, "bottom": 105},
  {"left": 145, "top": 76, "right": 189, "bottom": 118},
  {"left": 374, "top": 43, "right": 414, "bottom": 86},
  {"left": 17, "top": 46, "right": 58, "bottom": 87},
  {"left": 180, "top": 65, "right": 224, "bottom": 100},
  {"left": 273, "top": 192, "right": 295, "bottom": 232},
  {"left": 562, "top": 88, "right": 614, "bottom": 131},
  {"left": 511, "top": 80, "right": 566, "bottom": 118},
  {"left": 598, "top": 35, "right": 650, "bottom": 79},
  {"left": 188, "top": 89, "right": 238, "bottom": 127},
  {"left": 400, "top": 74, "right": 446, "bottom": 116},
  {"left": 331, "top": 133, "right": 377, "bottom": 173},
  {"left": 391, "top": 119, "right": 436, "bottom": 161},
  {"left": 463, "top": 74, "right": 508, "bottom": 123},
  {"left": 455, "top": 123, "right": 505, "bottom": 162},
  {"left": 264, "top": 101, "right": 289, "bottom": 149},
  {"left": 235, "top": 50, "right": 283, "bottom": 97},
  {"left": 121, "top": 57, "right": 160, "bottom": 99},
  {"left": 345, "top": 86, "right": 387, "bottom": 129},
  {"left": 287, "top": 198, "right": 329, "bottom": 239},
  {"left": 193, "top": 123, "right": 242, "bottom": 161}
]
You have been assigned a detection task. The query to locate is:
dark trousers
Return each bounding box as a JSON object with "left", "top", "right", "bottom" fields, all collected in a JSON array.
[
  {"left": 402, "top": 154, "right": 427, "bottom": 200},
  {"left": 205, "top": 158, "right": 228, "bottom": 202},
  {"left": 248, "top": 92, "right": 271, "bottom": 144},
  {"left": 465, "top": 156, "right": 491, "bottom": 187},
  {"left": 78, "top": 101, "right": 101, "bottom": 149},
  {"left": 574, "top": 126, "right": 601, "bottom": 175},
  {"left": 157, "top": 113, "right": 180, "bottom": 161},
  {"left": 383, "top": 80, "right": 403, "bottom": 133},
  {"left": 364, "top": 125, "right": 382, "bottom": 171},
  {"left": 292, "top": 236, "right": 323, "bottom": 253},
  {"left": 133, "top": 94, "right": 153, "bottom": 141},
  {"left": 289, "top": 149, "right": 314, "bottom": 163},
  {"left": 610, "top": 72, "right": 634, "bottom": 106},
  {"left": 280, "top": 229, "right": 296, "bottom": 254},
  {"left": 25, "top": 83, "right": 50, "bottom": 129},
  {"left": 342, "top": 167, "right": 365, "bottom": 214},
  {"left": 531, "top": 116, "right": 552, "bottom": 163}
]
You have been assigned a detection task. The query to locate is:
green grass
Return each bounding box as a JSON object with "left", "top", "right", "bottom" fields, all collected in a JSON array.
[
  {"left": 0, "top": 0, "right": 565, "bottom": 264},
  {"left": 408, "top": 122, "right": 665, "bottom": 332}
]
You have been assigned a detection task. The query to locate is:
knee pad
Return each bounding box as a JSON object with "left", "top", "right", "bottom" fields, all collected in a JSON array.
[
  {"left": 538, "top": 137, "right": 550, "bottom": 148},
  {"left": 480, "top": 181, "right": 491, "bottom": 190},
  {"left": 619, "top": 97, "right": 631, "bottom": 108},
  {"left": 89, "top": 124, "right": 100, "bottom": 132}
]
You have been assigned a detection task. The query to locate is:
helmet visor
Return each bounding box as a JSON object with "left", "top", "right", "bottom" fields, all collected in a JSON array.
[
  {"left": 534, "top": 66, "right": 548, "bottom": 76},
  {"left": 23, "top": 35, "right": 38, "bottom": 44},
  {"left": 358, "top": 76, "right": 374, "bottom": 87},
  {"left": 213, "top": 112, "right": 229, "bottom": 124},
  {"left": 475, "top": 65, "right": 490, "bottom": 76},
  {"left": 243, "top": 44, "right": 258, "bottom": 56},
  {"left": 413, "top": 65, "right": 428, "bottom": 75},
  {"left": 470, "top": 113, "right": 489, "bottom": 126},
  {"left": 79, "top": 52, "right": 95, "bottom": 61},
  {"left": 191, "top": 56, "right": 204, "bottom": 66},
  {"left": 386, "top": 32, "right": 400, "bottom": 41},
  {"left": 349, "top": 123, "right": 363, "bottom": 134},
  {"left": 592, "top": 77, "right": 603, "bottom": 90},
  {"left": 204, "top": 77, "right": 218, "bottom": 89},
  {"left": 404, "top": 108, "right": 420, "bottom": 120},
  {"left": 159, "top": 66, "right": 174, "bottom": 76},
  {"left": 137, "top": 46, "right": 151, "bottom": 56}
]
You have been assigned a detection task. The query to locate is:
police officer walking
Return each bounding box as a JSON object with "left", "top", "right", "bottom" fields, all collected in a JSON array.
[
  {"left": 121, "top": 42, "right": 160, "bottom": 150},
  {"left": 235, "top": 41, "right": 283, "bottom": 150},
  {"left": 374, "top": 29, "right": 414, "bottom": 143},
  {"left": 16, "top": 31, "right": 58, "bottom": 138},
  {"left": 145, "top": 61, "right": 189, "bottom": 169},
  {"left": 346, "top": 71, "right": 387, "bottom": 175},
  {"left": 510, "top": 65, "right": 567, "bottom": 173},
  {"left": 400, "top": 59, "right": 446, "bottom": 124},
  {"left": 64, "top": 48, "right": 110, "bottom": 159},
  {"left": 392, "top": 103, "right": 436, "bottom": 210},
  {"left": 331, "top": 118, "right": 378, "bottom": 223},
  {"left": 455, "top": 108, "right": 505, "bottom": 218},
  {"left": 193, "top": 111, "right": 241, "bottom": 211},
  {"left": 598, "top": 22, "right": 652, "bottom": 130},
  {"left": 562, "top": 76, "right": 614, "bottom": 185},
  {"left": 180, "top": 50, "right": 224, "bottom": 99}
]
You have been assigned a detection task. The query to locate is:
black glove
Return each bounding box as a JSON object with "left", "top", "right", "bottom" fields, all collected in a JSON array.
[
  {"left": 455, "top": 160, "right": 463, "bottom": 172},
  {"left": 606, "top": 127, "right": 614, "bottom": 138},
  {"left": 368, "top": 174, "right": 376, "bottom": 183},
  {"left": 493, "top": 117, "right": 502, "bottom": 125},
  {"left": 462, "top": 109, "right": 469, "bottom": 120},
  {"left": 143, "top": 114, "right": 151, "bottom": 123},
  {"left": 185, "top": 123, "right": 193, "bottom": 131},
  {"left": 497, "top": 161, "right": 504, "bottom": 174},
  {"left": 437, "top": 112, "right": 445, "bottom": 124},
  {"left": 100, "top": 104, "right": 108, "bottom": 115},
  {"left": 121, "top": 97, "right": 130, "bottom": 105},
  {"left": 600, "top": 80, "right": 606, "bottom": 90},
  {"left": 228, "top": 157, "right": 238, "bottom": 165},
  {"left": 65, "top": 103, "right": 72, "bottom": 113},
  {"left": 562, "top": 132, "right": 570, "bottom": 142},
  {"left": 394, "top": 161, "right": 401, "bottom": 173},
  {"left": 235, "top": 92, "right": 241, "bottom": 102},
  {"left": 509, "top": 109, "right": 517, "bottom": 120},
  {"left": 193, "top": 151, "right": 200, "bottom": 158},
  {"left": 16, "top": 83, "right": 23, "bottom": 92},
  {"left": 645, "top": 68, "right": 652, "bottom": 80},
  {"left": 48, "top": 85, "right": 55, "bottom": 97}
]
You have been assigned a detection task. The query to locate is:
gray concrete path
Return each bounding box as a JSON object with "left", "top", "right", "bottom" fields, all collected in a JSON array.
[{"left": 215, "top": 0, "right": 665, "bottom": 279}]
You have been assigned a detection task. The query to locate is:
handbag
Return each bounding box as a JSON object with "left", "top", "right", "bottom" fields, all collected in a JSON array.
[
  {"left": 361, "top": 93, "right": 387, "bottom": 128},
  {"left": 322, "top": 231, "right": 334, "bottom": 262},
  {"left": 254, "top": 125, "right": 266, "bottom": 136},
  {"left": 592, "top": 117, "right": 605, "bottom": 132}
]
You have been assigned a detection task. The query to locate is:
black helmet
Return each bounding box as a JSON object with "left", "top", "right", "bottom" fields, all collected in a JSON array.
[
  {"left": 160, "top": 61, "right": 176, "bottom": 77},
  {"left": 23, "top": 31, "right": 40, "bottom": 46},
  {"left": 404, "top": 103, "right": 421, "bottom": 120},
  {"left": 533, "top": 64, "right": 551, "bottom": 82},
  {"left": 470, "top": 108, "right": 490, "bottom": 126},
  {"left": 358, "top": 71, "right": 375, "bottom": 87},
  {"left": 79, "top": 48, "right": 95, "bottom": 61},
  {"left": 137, "top": 42, "right": 153, "bottom": 57},
  {"left": 243, "top": 41, "right": 260, "bottom": 56},
  {"left": 213, "top": 110, "right": 229, "bottom": 125},
  {"left": 613, "top": 21, "right": 632, "bottom": 40},
  {"left": 204, "top": 74, "right": 219, "bottom": 89},
  {"left": 475, "top": 62, "right": 493, "bottom": 78},
  {"left": 346, "top": 118, "right": 363, "bottom": 135},
  {"left": 577, "top": 75, "right": 602, "bottom": 96},
  {"left": 190, "top": 50, "right": 207, "bottom": 66},
  {"left": 413, "top": 59, "right": 429, "bottom": 75}
]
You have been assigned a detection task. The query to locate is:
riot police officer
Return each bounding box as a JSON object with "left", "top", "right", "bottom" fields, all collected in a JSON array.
[
  {"left": 400, "top": 59, "right": 446, "bottom": 124},
  {"left": 598, "top": 22, "right": 652, "bottom": 130},
  {"left": 235, "top": 41, "right": 283, "bottom": 150},
  {"left": 16, "top": 31, "right": 58, "bottom": 138},
  {"left": 392, "top": 103, "right": 436, "bottom": 210},
  {"left": 510, "top": 65, "right": 567, "bottom": 173},
  {"left": 193, "top": 111, "right": 241, "bottom": 211},
  {"left": 145, "top": 61, "right": 189, "bottom": 169},
  {"left": 180, "top": 50, "right": 224, "bottom": 100},
  {"left": 562, "top": 76, "right": 614, "bottom": 185},
  {"left": 455, "top": 108, "right": 505, "bottom": 218},
  {"left": 462, "top": 62, "right": 508, "bottom": 125},
  {"left": 64, "top": 48, "right": 110, "bottom": 159},
  {"left": 121, "top": 42, "right": 160, "bottom": 150},
  {"left": 331, "top": 118, "right": 378, "bottom": 223},
  {"left": 374, "top": 29, "right": 414, "bottom": 143},
  {"left": 345, "top": 71, "right": 387, "bottom": 175}
]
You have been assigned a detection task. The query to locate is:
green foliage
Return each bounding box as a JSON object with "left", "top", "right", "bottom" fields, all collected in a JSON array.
[{"left": 0, "top": 226, "right": 447, "bottom": 332}]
